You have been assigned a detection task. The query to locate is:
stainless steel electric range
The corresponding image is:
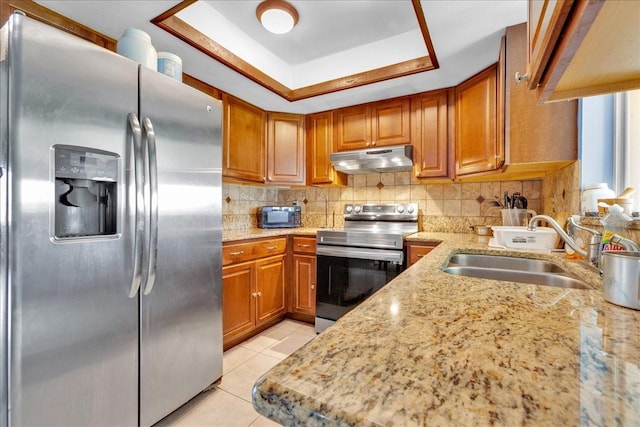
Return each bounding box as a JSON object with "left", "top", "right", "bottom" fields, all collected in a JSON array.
[{"left": 315, "top": 203, "right": 419, "bottom": 333}]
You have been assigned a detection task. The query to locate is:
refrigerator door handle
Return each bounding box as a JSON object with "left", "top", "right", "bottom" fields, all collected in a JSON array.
[
  {"left": 128, "top": 112, "right": 145, "bottom": 298},
  {"left": 142, "top": 117, "right": 158, "bottom": 296}
]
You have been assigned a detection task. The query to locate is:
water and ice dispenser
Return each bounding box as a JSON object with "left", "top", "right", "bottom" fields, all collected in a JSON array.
[{"left": 54, "top": 145, "right": 119, "bottom": 238}]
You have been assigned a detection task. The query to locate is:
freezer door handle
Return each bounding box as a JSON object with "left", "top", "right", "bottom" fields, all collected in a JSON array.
[
  {"left": 142, "top": 117, "right": 159, "bottom": 296},
  {"left": 128, "top": 112, "right": 145, "bottom": 298}
]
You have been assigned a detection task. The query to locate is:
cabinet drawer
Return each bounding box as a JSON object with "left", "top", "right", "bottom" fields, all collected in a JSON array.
[
  {"left": 292, "top": 237, "right": 316, "bottom": 254},
  {"left": 407, "top": 244, "right": 437, "bottom": 267},
  {"left": 223, "top": 238, "right": 287, "bottom": 265}
]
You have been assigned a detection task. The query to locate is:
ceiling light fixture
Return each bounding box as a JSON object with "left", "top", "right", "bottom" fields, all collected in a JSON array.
[{"left": 256, "top": 0, "right": 299, "bottom": 34}]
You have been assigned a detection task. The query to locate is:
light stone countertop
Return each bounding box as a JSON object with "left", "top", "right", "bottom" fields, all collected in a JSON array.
[
  {"left": 253, "top": 232, "right": 640, "bottom": 426},
  {"left": 222, "top": 227, "right": 318, "bottom": 242}
]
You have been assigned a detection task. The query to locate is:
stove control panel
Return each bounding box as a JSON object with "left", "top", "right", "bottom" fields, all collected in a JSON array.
[{"left": 343, "top": 203, "right": 419, "bottom": 220}]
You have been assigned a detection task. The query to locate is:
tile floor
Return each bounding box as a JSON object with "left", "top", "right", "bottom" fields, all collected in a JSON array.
[{"left": 157, "top": 319, "right": 316, "bottom": 426}]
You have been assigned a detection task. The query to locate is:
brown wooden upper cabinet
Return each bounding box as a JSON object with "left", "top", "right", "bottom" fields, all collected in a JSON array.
[
  {"left": 504, "top": 23, "right": 577, "bottom": 166},
  {"left": 334, "top": 98, "right": 411, "bottom": 151},
  {"left": 266, "top": 112, "right": 305, "bottom": 185},
  {"left": 306, "top": 111, "right": 347, "bottom": 186},
  {"left": 411, "top": 89, "right": 451, "bottom": 179},
  {"left": 527, "top": 0, "right": 640, "bottom": 102},
  {"left": 223, "top": 94, "right": 266, "bottom": 182},
  {"left": 454, "top": 65, "right": 501, "bottom": 176}
]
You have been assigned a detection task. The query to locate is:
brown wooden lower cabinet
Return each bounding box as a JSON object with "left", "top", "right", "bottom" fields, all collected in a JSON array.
[
  {"left": 292, "top": 254, "right": 316, "bottom": 316},
  {"left": 222, "top": 240, "right": 287, "bottom": 349},
  {"left": 255, "top": 255, "right": 287, "bottom": 324},
  {"left": 406, "top": 243, "right": 439, "bottom": 267},
  {"left": 222, "top": 261, "right": 256, "bottom": 345},
  {"left": 288, "top": 236, "right": 317, "bottom": 323}
]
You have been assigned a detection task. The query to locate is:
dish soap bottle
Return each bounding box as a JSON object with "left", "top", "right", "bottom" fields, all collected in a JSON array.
[{"left": 599, "top": 204, "right": 632, "bottom": 272}]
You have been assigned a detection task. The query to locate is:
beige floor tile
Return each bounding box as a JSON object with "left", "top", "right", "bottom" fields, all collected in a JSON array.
[
  {"left": 275, "top": 319, "right": 309, "bottom": 332},
  {"left": 223, "top": 346, "right": 258, "bottom": 375},
  {"left": 261, "top": 331, "right": 315, "bottom": 360},
  {"left": 156, "top": 388, "right": 259, "bottom": 427},
  {"left": 249, "top": 415, "right": 282, "bottom": 427},
  {"left": 295, "top": 323, "right": 316, "bottom": 335},
  {"left": 239, "top": 325, "right": 292, "bottom": 352},
  {"left": 218, "top": 353, "right": 281, "bottom": 402}
]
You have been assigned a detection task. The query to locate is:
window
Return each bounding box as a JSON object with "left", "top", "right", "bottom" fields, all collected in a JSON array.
[
  {"left": 580, "top": 89, "right": 640, "bottom": 216},
  {"left": 613, "top": 89, "right": 640, "bottom": 215}
]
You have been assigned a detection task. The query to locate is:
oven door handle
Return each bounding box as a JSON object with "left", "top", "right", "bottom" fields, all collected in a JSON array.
[{"left": 316, "top": 245, "right": 404, "bottom": 264}]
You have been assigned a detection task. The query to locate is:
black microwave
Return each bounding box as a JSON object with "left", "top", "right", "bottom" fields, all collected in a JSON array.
[{"left": 258, "top": 206, "right": 302, "bottom": 228}]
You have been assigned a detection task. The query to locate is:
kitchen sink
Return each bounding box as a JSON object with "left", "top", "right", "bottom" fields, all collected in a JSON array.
[
  {"left": 447, "top": 253, "right": 567, "bottom": 273},
  {"left": 442, "top": 253, "right": 591, "bottom": 289}
]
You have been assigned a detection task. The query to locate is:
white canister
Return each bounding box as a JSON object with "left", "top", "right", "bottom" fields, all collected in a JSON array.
[
  {"left": 581, "top": 183, "right": 615, "bottom": 215},
  {"left": 117, "top": 28, "right": 157, "bottom": 71},
  {"left": 157, "top": 52, "right": 182, "bottom": 81}
]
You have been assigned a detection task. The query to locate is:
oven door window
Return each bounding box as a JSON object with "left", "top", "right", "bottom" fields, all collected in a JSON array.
[{"left": 316, "top": 255, "right": 403, "bottom": 321}]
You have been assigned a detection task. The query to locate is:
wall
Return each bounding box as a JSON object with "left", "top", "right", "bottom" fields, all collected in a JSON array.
[
  {"left": 278, "top": 173, "right": 541, "bottom": 232},
  {"left": 224, "top": 162, "right": 640, "bottom": 244},
  {"left": 541, "top": 161, "right": 640, "bottom": 245},
  {"left": 540, "top": 161, "right": 581, "bottom": 215},
  {"left": 223, "top": 184, "right": 279, "bottom": 230}
]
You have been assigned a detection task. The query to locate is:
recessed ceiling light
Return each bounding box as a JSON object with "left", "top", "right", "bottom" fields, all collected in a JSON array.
[{"left": 256, "top": 0, "right": 299, "bottom": 34}]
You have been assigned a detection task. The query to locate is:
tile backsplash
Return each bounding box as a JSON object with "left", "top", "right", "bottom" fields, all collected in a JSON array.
[
  {"left": 540, "top": 161, "right": 581, "bottom": 215},
  {"left": 277, "top": 173, "right": 542, "bottom": 233},
  {"left": 224, "top": 171, "right": 548, "bottom": 233},
  {"left": 222, "top": 184, "right": 278, "bottom": 230},
  {"left": 222, "top": 160, "right": 640, "bottom": 243}
]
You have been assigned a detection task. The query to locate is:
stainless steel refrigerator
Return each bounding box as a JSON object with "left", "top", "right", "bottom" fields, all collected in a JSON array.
[{"left": 0, "top": 14, "right": 223, "bottom": 426}]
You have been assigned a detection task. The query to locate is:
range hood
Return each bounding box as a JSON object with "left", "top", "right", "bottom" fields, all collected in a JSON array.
[{"left": 330, "top": 144, "right": 413, "bottom": 174}]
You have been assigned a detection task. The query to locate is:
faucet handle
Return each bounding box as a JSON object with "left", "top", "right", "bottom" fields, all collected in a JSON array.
[
  {"left": 610, "top": 234, "right": 640, "bottom": 252},
  {"left": 567, "top": 216, "right": 601, "bottom": 236}
]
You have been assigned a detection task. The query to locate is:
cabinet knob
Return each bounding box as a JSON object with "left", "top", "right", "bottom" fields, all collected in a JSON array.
[
  {"left": 371, "top": 141, "right": 376, "bottom": 146},
  {"left": 514, "top": 71, "right": 529, "bottom": 85},
  {"left": 252, "top": 292, "right": 258, "bottom": 297},
  {"left": 311, "top": 284, "right": 315, "bottom": 290},
  {"left": 366, "top": 142, "right": 371, "bottom": 147},
  {"left": 257, "top": 292, "right": 263, "bottom": 297},
  {"left": 265, "top": 246, "right": 277, "bottom": 250},
  {"left": 229, "top": 251, "right": 244, "bottom": 256},
  {"left": 298, "top": 244, "right": 311, "bottom": 248}
]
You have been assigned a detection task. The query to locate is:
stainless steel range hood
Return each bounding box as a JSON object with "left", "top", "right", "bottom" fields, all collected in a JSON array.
[{"left": 330, "top": 144, "right": 413, "bottom": 174}]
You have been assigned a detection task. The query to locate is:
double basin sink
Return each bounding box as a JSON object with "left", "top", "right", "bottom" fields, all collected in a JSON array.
[{"left": 442, "top": 253, "right": 591, "bottom": 289}]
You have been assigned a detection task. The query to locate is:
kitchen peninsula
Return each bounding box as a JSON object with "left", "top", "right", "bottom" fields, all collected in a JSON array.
[{"left": 253, "top": 233, "right": 640, "bottom": 426}]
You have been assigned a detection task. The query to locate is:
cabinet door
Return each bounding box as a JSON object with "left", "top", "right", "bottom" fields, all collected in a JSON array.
[
  {"left": 292, "top": 254, "right": 316, "bottom": 316},
  {"left": 529, "top": 1, "right": 636, "bottom": 101},
  {"left": 255, "top": 255, "right": 286, "bottom": 325},
  {"left": 222, "top": 94, "right": 266, "bottom": 182},
  {"left": 371, "top": 98, "right": 411, "bottom": 147},
  {"left": 412, "top": 90, "right": 450, "bottom": 179},
  {"left": 505, "top": 23, "right": 577, "bottom": 164},
  {"left": 455, "top": 65, "right": 498, "bottom": 176},
  {"left": 334, "top": 104, "right": 371, "bottom": 151},
  {"left": 306, "top": 112, "right": 346, "bottom": 185},
  {"left": 527, "top": 0, "right": 575, "bottom": 90},
  {"left": 266, "top": 112, "right": 305, "bottom": 184},
  {"left": 222, "top": 261, "right": 256, "bottom": 345}
]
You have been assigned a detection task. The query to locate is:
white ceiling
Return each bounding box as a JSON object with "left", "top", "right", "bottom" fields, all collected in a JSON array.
[
  {"left": 36, "top": 1, "right": 527, "bottom": 114},
  {"left": 177, "top": 1, "right": 427, "bottom": 90}
]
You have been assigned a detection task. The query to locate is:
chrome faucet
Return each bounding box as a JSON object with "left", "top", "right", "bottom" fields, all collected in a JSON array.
[{"left": 528, "top": 215, "right": 602, "bottom": 267}]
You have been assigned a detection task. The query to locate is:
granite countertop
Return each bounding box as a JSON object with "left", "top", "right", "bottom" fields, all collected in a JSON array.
[
  {"left": 222, "top": 227, "right": 319, "bottom": 242},
  {"left": 253, "top": 232, "right": 640, "bottom": 426}
]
